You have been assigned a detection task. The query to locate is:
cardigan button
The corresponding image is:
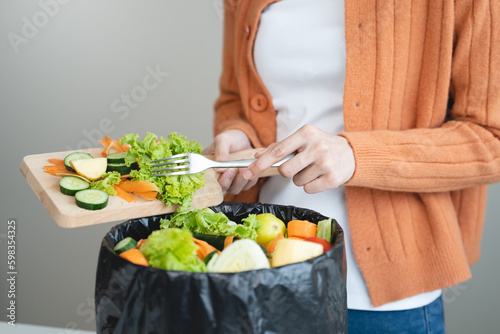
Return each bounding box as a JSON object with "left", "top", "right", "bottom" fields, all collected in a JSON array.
[
  {"left": 245, "top": 24, "right": 251, "bottom": 38},
  {"left": 250, "top": 94, "right": 268, "bottom": 111}
]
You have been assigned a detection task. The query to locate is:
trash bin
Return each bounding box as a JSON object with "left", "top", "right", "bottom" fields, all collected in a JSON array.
[{"left": 95, "top": 202, "right": 347, "bottom": 334}]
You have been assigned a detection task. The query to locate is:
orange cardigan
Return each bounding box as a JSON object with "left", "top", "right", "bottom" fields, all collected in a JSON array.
[{"left": 213, "top": 0, "right": 500, "bottom": 306}]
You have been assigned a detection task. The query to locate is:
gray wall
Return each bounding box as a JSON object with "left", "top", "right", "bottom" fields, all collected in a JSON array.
[{"left": 0, "top": 1, "right": 498, "bottom": 333}]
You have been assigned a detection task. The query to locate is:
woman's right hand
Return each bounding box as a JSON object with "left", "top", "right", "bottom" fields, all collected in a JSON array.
[{"left": 203, "top": 129, "right": 258, "bottom": 194}]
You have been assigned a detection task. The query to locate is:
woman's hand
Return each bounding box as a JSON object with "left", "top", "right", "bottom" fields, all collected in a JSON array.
[
  {"left": 243, "top": 125, "right": 356, "bottom": 194},
  {"left": 203, "top": 129, "right": 258, "bottom": 194}
]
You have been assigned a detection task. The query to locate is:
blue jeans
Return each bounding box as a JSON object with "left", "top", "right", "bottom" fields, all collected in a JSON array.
[{"left": 347, "top": 296, "right": 445, "bottom": 334}]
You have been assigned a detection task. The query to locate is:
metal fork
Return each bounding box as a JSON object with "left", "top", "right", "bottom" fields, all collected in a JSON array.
[{"left": 149, "top": 153, "right": 293, "bottom": 176}]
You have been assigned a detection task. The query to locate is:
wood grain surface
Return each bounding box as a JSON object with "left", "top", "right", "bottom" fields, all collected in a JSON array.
[{"left": 20, "top": 147, "right": 280, "bottom": 228}]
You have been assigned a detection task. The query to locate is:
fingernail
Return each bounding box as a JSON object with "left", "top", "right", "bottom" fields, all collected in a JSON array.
[{"left": 243, "top": 170, "right": 253, "bottom": 180}]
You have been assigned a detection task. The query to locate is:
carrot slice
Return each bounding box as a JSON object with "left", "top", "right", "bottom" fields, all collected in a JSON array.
[
  {"left": 265, "top": 233, "right": 285, "bottom": 254},
  {"left": 113, "top": 185, "right": 137, "bottom": 203},
  {"left": 224, "top": 235, "right": 236, "bottom": 249},
  {"left": 287, "top": 220, "right": 317, "bottom": 239},
  {"left": 48, "top": 158, "right": 65, "bottom": 165},
  {"left": 44, "top": 165, "right": 69, "bottom": 171},
  {"left": 192, "top": 238, "right": 219, "bottom": 260},
  {"left": 134, "top": 191, "right": 159, "bottom": 201},
  {"left": 119, "top": 249, "right": 149, "bottom": 266},
  {"left": 118, "top": 180, "right": 161, "bottom": 193}
]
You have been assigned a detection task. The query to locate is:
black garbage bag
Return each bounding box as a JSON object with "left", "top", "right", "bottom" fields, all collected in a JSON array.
[{"left": 95, "top": 202, "right": 347, "bottom": 334}]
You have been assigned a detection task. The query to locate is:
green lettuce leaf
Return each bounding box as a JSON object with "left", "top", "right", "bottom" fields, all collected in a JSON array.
[
  {"left": 90, "top": 171, "right": 121, "bottom": 195},
  {"left": 120, "top": 132, "right": 205, "bottom": 211},
  {"left": 160, "top": 208, "right": 262, "bottom": 241},
  {"left": 140, "top": 228, "right": 207, "bottom": 272}
]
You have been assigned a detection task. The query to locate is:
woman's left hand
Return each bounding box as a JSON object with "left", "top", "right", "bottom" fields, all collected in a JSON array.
[{"left": 243, "top": 124, "right": 356, "bottom": 193}]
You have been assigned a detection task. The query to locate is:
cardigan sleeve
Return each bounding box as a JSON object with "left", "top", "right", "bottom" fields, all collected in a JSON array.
[
  {"left": 213, "top": 5, "right": 263, "bottom": 148},
  {"left": 341, "top": 0, "right": 500, "bottom": 193}
]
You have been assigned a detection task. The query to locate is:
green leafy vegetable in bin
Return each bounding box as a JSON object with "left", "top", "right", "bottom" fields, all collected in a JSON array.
[
  {"left": 160, "top": 207, "right": 262, "bottom": 241},
  {"left": 140, "top": 228, "right": 207, "bottom": 272},
  {"left": 316, "top": 218, "right": 333, "bottom": 243},
  {"left": 120, "top": 132, "right": 205, "bottom": 211}
]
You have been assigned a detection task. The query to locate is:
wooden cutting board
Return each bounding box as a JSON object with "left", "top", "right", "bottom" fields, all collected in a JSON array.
[{"left": 20, "top": 147, "right": 277, "bottom": 228}]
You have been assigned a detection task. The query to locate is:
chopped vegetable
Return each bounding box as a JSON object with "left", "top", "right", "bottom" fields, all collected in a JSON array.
[
  {"left": 192, "top": 237, "right": 220, "bottom": 260},
  {"left": 140, "top": 228, "right": 207, "bottom": 272},
  {"left": 316, "top": 218, "right": 333, "bottom": 243},
  {"left": 90, "top": 171, "right": 121, "bottom": 196},
  {"left": 59, "top": 176, "right": 90, "bottom": 196},
  {"left": 64, "top": 152, "right": 94, "bottom": 173},
  {"left": 287, "top": 220, "right": 317, "bottom": 239},
  {"left": 119, "top": 248, "right": 149, "bottom": 266},
  {"left": 304, "top": 237, "right": 333, "bottom": 253},
  {"left": 160, "top": 208, "right": 262, "bottom": 241},
  {"left": 265, "top": 233, "right": 284, "bottom": 255},
  {"left": 70, "top": 157, "right": 107, "bottom": 181},
  {"left": 120, "top": 132, "right": 205, "bottom": 211},
  {"left": 134, "top": 191, "right": 159, "bottom": 201},
  {"left": 113, "top": 185, "right": 136, "bottom": 203},
  {"left": 74, "top": 189, "right": 109, "bottom": 210},
  {"left": 207, "top": 239, "right": 270, "bottom": 273},
  {"left": 224, "top": 235, "right": 236, "bottom": 249},
  {"left": 48, "top": 158, "right": 65, "bottom": 165},
  {"left": 98, "top": 136, "right": 129, "bottom": 157},
  {"left": 114, "top": 237, "right": 138, "bottom": 254},
  {"left": 271, "top": 239, "right": 323, "bottom": 268},
  {"left": 118, "top": 179, "right": 161, "bottom": 193},
  {"left": 203, "top": 250, "right": 218, "bottom": 265},
  {"left": 191, "top": 232, "right": 226, "bottom": 251},
  {"left": 136, "top": 239, "right": 146, "bottom": 250}
]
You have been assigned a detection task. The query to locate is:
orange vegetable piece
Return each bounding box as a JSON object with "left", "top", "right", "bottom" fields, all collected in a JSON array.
[
  {"left": 286, "top": 236, "right": 305, "bottom": 240},
  {"left": 119, "top": 248, "right": 149, "bottom": 266},
  {"left": 134, "top": 191, "right": 159, "bottom": 201},
  {"left": 224, "top": 235, "right": 236, "bottom": 249},
  {"left": 287, "top": 220, "right": 317, "bottom": 239},
  {"left": 98, "top": 136, "right": 129, "bottom": 157},
  {"left": 113, "top": 185, "right": 137, "bottom": 203},
  {"left": 48, "top": 158, "right": 65, "bottom": 165},
  {"left": 265, "top": 233, "right": 285, "bottom": 254},
  {"left": 118, "top": 180, "right": 161, "bottom": 193},
  {"left": 192, "top": 238, "right": 219, "bottom": 260}
]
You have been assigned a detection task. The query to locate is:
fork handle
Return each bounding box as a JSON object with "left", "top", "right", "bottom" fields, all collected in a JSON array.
[{"left": 210, "top": 154, "right": 293, "bottom": 176}]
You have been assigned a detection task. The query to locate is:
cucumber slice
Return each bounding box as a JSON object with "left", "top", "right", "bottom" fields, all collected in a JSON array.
[
  {"left": 203, "top": 250, "right": 218, "bottom": 265},
  {"left": 64, "top": 152, "right": 93, "bottom": 173},
  {"left": 75, "top": 189, "right": 109, "bottom": 210},
  {"left": 106, "top": 162, "right": 138, "bottom": 174},
  {"left": 106, "top": 152, "right": 128, "bottom": 164},
  {"left": 114, "top": 237, "right": 137, "bottom": 254},
  {"left": 59, "top": 176, "right": 90, "bottom": 196}
]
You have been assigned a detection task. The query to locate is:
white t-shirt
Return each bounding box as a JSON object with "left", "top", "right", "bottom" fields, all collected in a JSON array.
[{"left": 253, "top": 0, "right": 441, "bottom": 310}]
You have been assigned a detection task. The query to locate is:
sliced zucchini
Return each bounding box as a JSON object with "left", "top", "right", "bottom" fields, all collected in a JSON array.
[
  {"left": 106, "top": 162, "right": 138, "bottom": 174},
  {"left": 106, "top": 152, "right": 128, "bottom": 164},
  {"left": 114, "top": 237, "right": 137, "bottom": 254},
  {"left": 64, "top": 152, "right": 93, "bottom": 173},
  {"left": 75, "top": 189, "right": 109, "bottom": 210},
  {"left": 191, "top": 232, "right": 226, "bottom": 251},
  {"left": 59, "top": 176, "right": 90, "bottom": 196}
]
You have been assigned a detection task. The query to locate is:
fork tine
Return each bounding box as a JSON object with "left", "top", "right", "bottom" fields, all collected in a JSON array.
[
  {"left": 150, "top": 170, "right": 190, "bottom": 177},
  {"left": 150, "top": 164, "right": 189, "bottom": 173},
  {"left": 149, "top": 158, "right": 189, "bottom": 168},
  {"left": 150, "top": 153, "right": 188, "bottom": 163}
]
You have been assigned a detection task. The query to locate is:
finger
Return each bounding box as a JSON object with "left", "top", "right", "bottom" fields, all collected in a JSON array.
[
  {"left": 217, "top": 168, "right": 237, "bottom": 192},
  {"left": 243, "top": 141, "right": 300, "bottom": 180},
  {"left": 227, "top": 170, "right": 253, "bottom": 194},
  {"left": 303, "top": 174, "right": 340, "bottom": 194}
]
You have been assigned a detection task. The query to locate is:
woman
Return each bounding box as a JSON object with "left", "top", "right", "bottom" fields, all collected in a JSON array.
[{"left": 205, "top": 0, "right": 500, "bottom": 332}]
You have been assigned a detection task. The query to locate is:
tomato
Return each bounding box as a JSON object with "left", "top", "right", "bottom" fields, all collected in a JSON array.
[
  {"left": 136, "top": 239, "right": 146, "bottom": 250},
  {"left": 304, "top": 237, "right": 333, "bottom": 253}
]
